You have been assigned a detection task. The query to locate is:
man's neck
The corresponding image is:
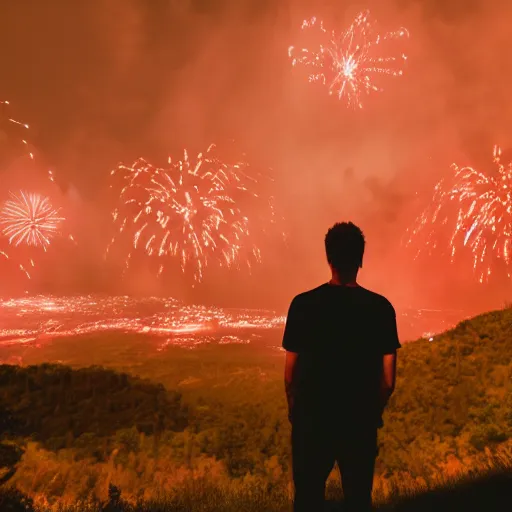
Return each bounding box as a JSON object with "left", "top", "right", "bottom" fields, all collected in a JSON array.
[{"left": 329, "top": 274, "right": 359, "bottom": 287}]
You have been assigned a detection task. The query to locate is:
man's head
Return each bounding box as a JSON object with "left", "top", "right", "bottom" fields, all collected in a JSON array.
[{"left": 324, "top": 222, "right": 365, "bottom": 280}]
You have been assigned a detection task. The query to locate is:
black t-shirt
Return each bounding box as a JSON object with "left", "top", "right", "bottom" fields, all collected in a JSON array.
[{"left": 283, "top": 283, "right": 401, "bottom": 426}]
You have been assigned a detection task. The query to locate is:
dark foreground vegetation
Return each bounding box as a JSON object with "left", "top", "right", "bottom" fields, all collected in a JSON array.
[
  {"left": 1, "top": 468, "right": 511, "bottom": 511},
  {"left": 0, "top": 306, "right": 511, "bottom": 510}
]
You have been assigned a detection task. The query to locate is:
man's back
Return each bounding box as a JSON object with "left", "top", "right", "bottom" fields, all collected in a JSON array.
[
  {"left": 284, "top": 222, "right": 400, "bottom": 512},
  {"left": 283, "top": 283, "right": 400, "bottom": 426}
]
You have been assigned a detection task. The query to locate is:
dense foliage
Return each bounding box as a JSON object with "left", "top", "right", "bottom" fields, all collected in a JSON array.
[
  {"left": 380, "top": 309, "right": 512, "bottom": 476},
  {"left": 0, "top": 307, "right": 511, "bottom": 510}
]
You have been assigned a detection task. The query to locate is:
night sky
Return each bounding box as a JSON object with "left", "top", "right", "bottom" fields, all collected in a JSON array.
[{"left": 0, "top": 0, "right": 511, "bottom": 311}]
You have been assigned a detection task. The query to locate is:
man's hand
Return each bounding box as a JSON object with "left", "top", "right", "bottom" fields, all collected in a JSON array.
[
  {"left": 285, "top": 385, "right": 294, "bottom": 423},
  {"left": 380, "top": 353, "right": 397, "bottom": 412},
  {"left": 284, "top": 351, "right": 299, "bottom": 423}
]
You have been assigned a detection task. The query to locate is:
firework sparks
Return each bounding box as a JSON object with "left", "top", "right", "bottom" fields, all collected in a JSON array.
[
  {"left": 109, "top": 144, "right": 275, "bottom": 281},
  {"left": 1, "top": 100, "right": 34, "bottom": 160},
  {"left": 288, "top": 10, "right": 409, "bottom": 108},
  {"left": 1, "top": 101, "right": 57, "bottom": 184},
  {"left": 407, "top": 146, "right": 512, "bottom": 282},
  {"left": 0, "top": 191, "right": 64, "bottom": 249},
  {"left": 0, "top": 295, "right": 285, "bottom": 348},
  {"left": 0, "top": 250, "right": 32, "bottom": 279}
]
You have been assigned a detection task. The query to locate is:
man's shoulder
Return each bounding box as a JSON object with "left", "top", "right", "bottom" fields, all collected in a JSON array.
[
  {"left": 290, "top": 284, "right": 328, "bottom": 304},
  {"left": 359, "top": 287, "right": 395, "bottom": 312}
]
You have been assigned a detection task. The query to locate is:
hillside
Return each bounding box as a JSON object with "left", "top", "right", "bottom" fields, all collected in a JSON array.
[
  {"left": 379, "top": 307, "right": 512, "bottom": 476},
  {"left": 0, "top": 307, "right": 510, "bottom": 510}
]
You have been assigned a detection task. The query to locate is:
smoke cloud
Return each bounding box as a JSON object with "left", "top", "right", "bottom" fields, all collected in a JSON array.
[{"left": 0, "top": 0, "right": 511, "bottom": 312}]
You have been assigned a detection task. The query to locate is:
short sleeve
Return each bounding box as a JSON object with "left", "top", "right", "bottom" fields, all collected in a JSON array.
[
  {"left": 381, "top": 302, "right": 401, "bottom": 354},
  {"left": 282, "top": 296, "right": 305, "bottom": 353}
]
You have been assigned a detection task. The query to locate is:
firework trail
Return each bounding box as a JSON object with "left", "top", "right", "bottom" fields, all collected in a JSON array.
[
  {"left": 407, "top": 146, "right": 512, "bottom": 283},
  {"left": 0, "top": 250, "right": 32, "bottom": 279},
  {"left": 0, "top": 191, "right": 64, "bottom": 250},
  {"left": 1, "top": 100, "right": 56, "bottom": 183},
  {"left": 288, "top": 10, "right": 409, "bottom": 109},
  {"left": 109, "top": 144, "right": 277, "bottom": 282},
  {"left": 1, "top": 100, "right": 34, "bottom": 161}
]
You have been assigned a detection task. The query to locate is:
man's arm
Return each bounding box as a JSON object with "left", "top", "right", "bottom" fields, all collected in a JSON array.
[
  {"left": 379, "top": 353, "right": 397, "bottom": 411},
  {"left": 284, "top": 351, "right": 299, "bottom": 422},
  {"left": 379, "top": 300, "right": 400, "bottom": 413},
  {"left": 282, "top": 296, "right": 304, "bottom": 423}
]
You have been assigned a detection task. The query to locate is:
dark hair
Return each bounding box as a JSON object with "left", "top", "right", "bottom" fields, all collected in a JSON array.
[{"left": 324, "top": 222, "right": 365, "bottom": 274}]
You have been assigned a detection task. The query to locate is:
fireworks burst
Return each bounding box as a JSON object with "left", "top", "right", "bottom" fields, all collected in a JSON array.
[
  {"left": 0, "top": 191, "right": 64, "bottom": 250},
  {"left": 288, "top": 10, "right": 409, "bottom": 109},
  {"left": 407, "top": 146, "right": 512, "bottom": 283},
  {"left": 109, "top": 144, "right": 276, "bottom": 281}
]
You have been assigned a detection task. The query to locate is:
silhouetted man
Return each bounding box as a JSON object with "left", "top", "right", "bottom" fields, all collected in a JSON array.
[{"left": 283, "top": 222, "right": 400, "bottom": 512}]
